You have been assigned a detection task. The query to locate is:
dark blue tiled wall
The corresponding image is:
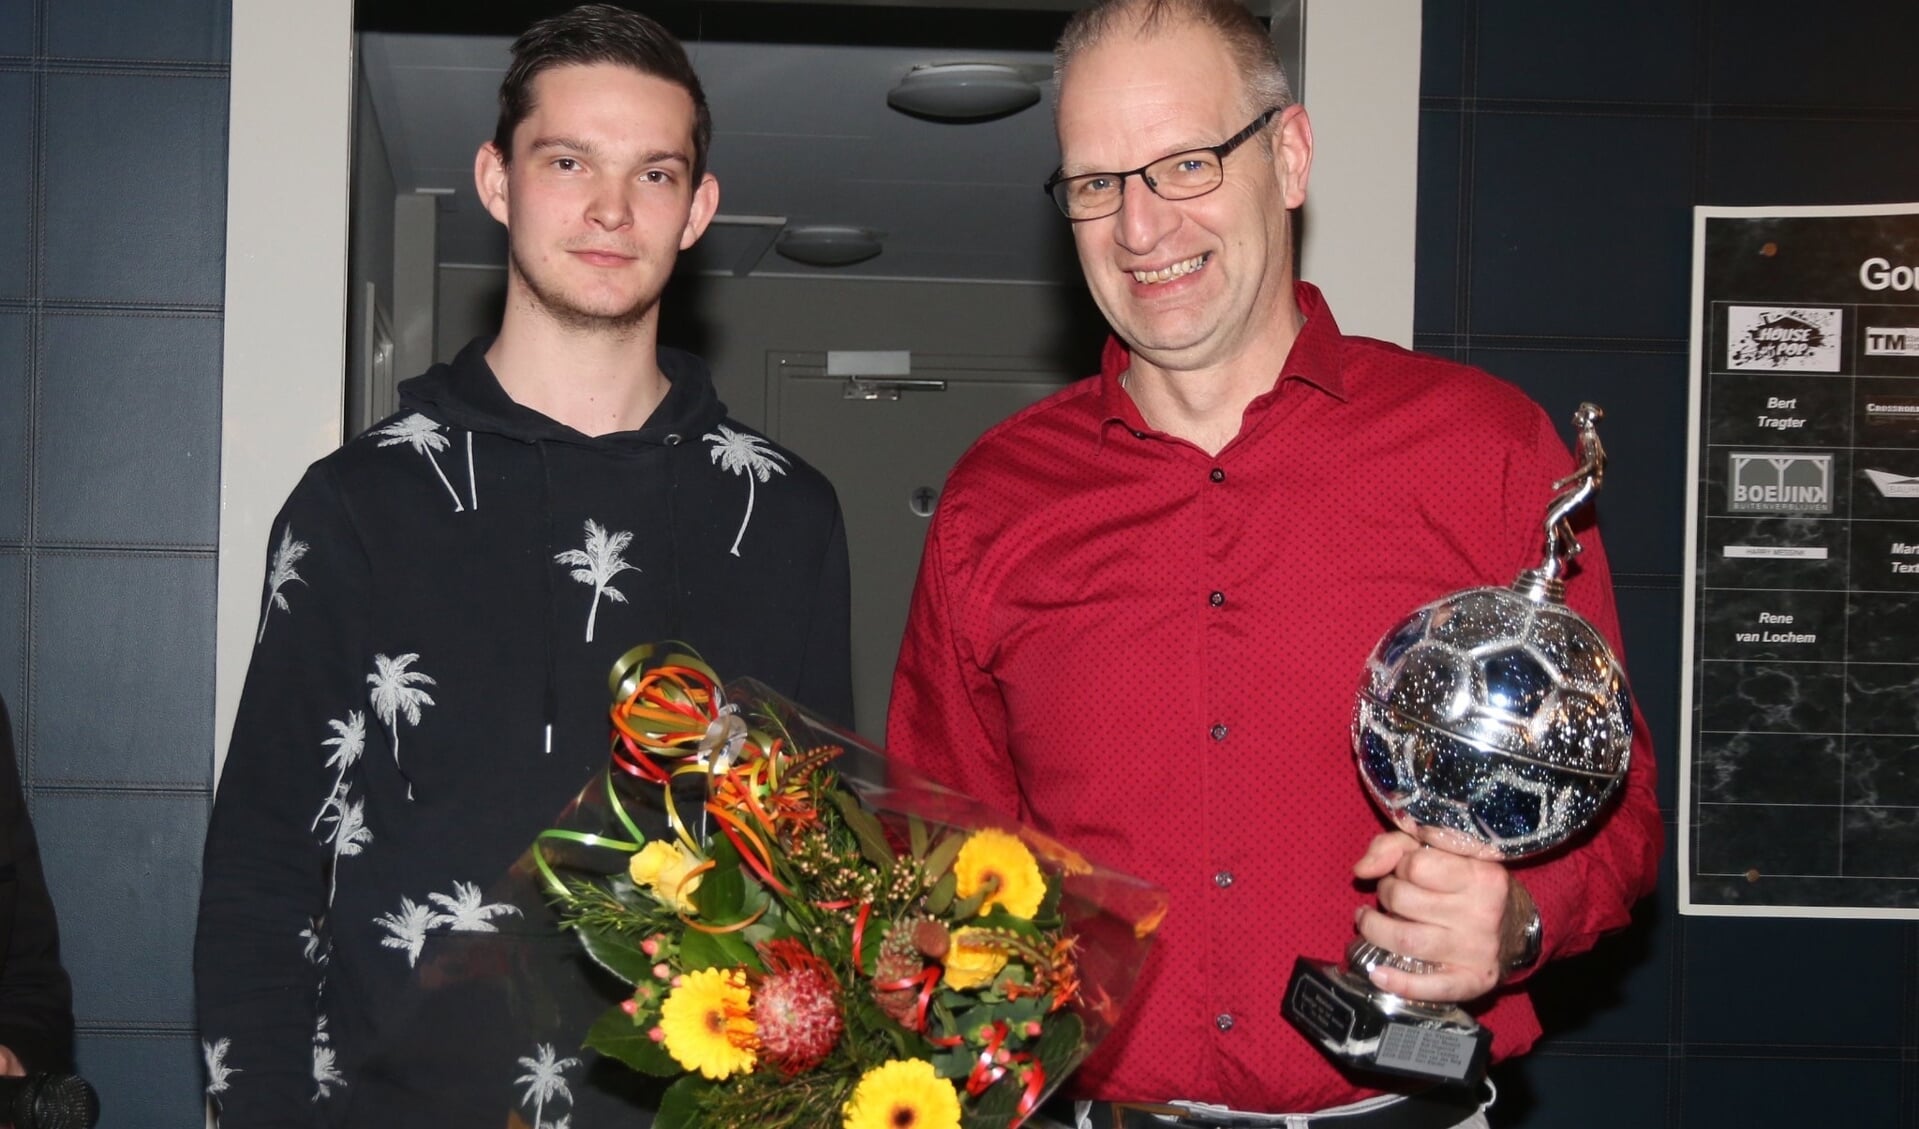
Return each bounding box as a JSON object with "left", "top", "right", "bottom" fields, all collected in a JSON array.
[
  {"left": 1419, "top": 1, "right": 1919, "bottom": 1125},
  {"left": 0, "top": 2, "right": 229, "bottom": 1126}
]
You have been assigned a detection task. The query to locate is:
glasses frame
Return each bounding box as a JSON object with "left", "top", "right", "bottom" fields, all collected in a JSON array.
[{"left": 1043, "top": 106, "right": 1283, "bottom": 221}]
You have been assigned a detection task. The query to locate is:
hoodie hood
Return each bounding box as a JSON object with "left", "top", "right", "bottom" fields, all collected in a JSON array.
[{"left": 397, "top": 336, "right": 727, "bottom": 450}]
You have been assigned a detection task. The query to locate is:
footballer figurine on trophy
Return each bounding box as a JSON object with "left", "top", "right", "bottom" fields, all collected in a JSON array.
[{"left": 1284, "top": 403, "right": 1634, "bottom": 1086}]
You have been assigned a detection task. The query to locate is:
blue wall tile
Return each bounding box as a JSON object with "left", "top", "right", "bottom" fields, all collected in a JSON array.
[
  {"left": 36, "top": 314, "right": 221, "bottom": 547},
  {"left": 0, "top": 1, "right": 29, "bottom": 57},
  {"left": 1415, "top": 110, "right": 1462, "bottom": 337},
  {"left": 1707, "top": 0, "right": 1919, "bottom": 110},
  {"left": 1703, "top": 118, "right": 1919, "bottom": 209},
  {"left": 46, "top": 0, "right": 229, "bottom": 64},
  {"left": 41, "top": 73, "right": 227, "bottom": 305},
  {"left": 0, "top": 311, "right": 24, "bottom": 542},
  {"left": 1477, "top": 0, "right": 1696, "bottom": 104},
  {"left": 35, "top": 791, "right": 204, "bottom": 1026},
  {"left": 1468, "top": 348, "right": 1688, "bottom": 576},
  {"left": 1681, "top": 1055, "right": 1901, "bottom": 1125},
  {"left": 1533, "top": 857, "right": 1676, "bottom": 1045},
  {"left": 1418, "top": 0, "right": 1465, "bottom": 100},
  {"left": 0, "top": 550, "right": 19, "bottom": 729},
  {"left": 29, "top": 554, "right": 213, "bottom": 787},
  {"left": 0, "top": 72, "right": 29, "bottom": 301},
  {"left": 1614, "top": 585, "right": 1682, "bottom": 815},
  {"left": 1488, "top": 1052, "right": 1667, "bottom": 1129},
  {"left": 75, "top": 1032, "right": 204, "bottom": 1129},
  {"left": 1468, "top": 114, "right": 1694, "bottom": 340},
  {"left": 1681, "top": 916, "right": 1906, "bottom": 1046}
]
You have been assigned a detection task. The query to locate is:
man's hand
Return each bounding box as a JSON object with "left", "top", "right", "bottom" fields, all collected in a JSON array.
[
  {"left": 0, "top": 1044, "right": 23, "bottom": 1077},
  {"left": 1351, "top": 829, "right": 1533, "bottom": 1003}
]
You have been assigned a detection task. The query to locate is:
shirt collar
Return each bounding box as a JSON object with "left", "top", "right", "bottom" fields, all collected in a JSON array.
[{"left": 1097, "top": 280, "right": 1350, "bottom": 440}]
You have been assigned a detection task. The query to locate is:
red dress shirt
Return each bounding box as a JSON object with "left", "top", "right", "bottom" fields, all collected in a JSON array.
[{"left": 886, "top": 283, "right": 1662, "bottom": 1113}]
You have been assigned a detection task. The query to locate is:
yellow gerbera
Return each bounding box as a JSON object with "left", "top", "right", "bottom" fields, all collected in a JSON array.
[
  {"left": 629, "top": 839, "right": 704, "bottom": 913},
  {"left": 941, "top": 927, "right": 1009, "bottom": 991},
  {"left": 953, "top": 828, "right": 1045, "bottom": 919},
  {"left": 658, "top": 967, "right": 758, "bottom": 1080},
  {"left": 841, "top": 1059, "right": 961, "bottom": 1129}
]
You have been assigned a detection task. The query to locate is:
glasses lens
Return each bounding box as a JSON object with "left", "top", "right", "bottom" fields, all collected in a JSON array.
[
  {"left": 1054, "top": 173, "right": 1123, "bottom": 219},
  {"left": 1145, "top": 151, "right": 1224, "bottom": 200}
]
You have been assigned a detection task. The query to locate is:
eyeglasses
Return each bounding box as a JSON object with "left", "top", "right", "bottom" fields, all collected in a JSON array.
[{"left": 1043, "top": 107, "right": 1282, "bottom": 221}]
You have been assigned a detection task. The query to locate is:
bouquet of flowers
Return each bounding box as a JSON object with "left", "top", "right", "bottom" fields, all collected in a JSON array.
[{"left": 530, "top": 644, "right": 1168, "bottom": 1129}]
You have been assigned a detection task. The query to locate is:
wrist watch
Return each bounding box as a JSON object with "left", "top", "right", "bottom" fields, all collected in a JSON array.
[{"left": 1505, "top": 898, "right": 1543, "bottom": 975}]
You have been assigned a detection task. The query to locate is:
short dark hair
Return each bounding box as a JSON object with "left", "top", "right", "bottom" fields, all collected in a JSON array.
[{"left": 493, "top": 3, "right": 713, "bottom": 181}]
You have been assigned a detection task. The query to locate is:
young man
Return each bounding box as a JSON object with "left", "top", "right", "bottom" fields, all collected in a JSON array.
[
  {"left": 0, "top": 694, "right": 75, "bottom": 1082},
  {"left": 195, "top": 7, "right": 851, "bottom": 1125},
  {"left": 886, "top": 1, "right": 1662, "bottom": 1126}
]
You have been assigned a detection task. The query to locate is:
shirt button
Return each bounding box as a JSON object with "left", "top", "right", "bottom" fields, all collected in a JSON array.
[
  {"left": 1210, "top": 723, "right": 1228, "bottom": 741},
  {"left": 1209, "top": 590, "right": 1225, "bottom": 607},
  {"left": 1215, "top": 1013, "right": 1235, "bottom": 1032},
  {"left": 1214, "top": 870, "right": 1234, "bottom": 888},
  {"left": 1210, "top": 467, "right": 1226, "bottom": 483}
]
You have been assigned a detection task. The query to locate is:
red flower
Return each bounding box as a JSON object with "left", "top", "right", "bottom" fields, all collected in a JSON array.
[{"left": 751, "top": 939, "right": 844, "bottom": 1074}]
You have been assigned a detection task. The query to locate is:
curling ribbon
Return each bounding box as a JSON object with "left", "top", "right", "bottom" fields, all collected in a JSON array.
[
  {"left": 962, "top": 1020, "right": 1045, "bottom": 1127},
  {"left": 531, "top": 764, "right": 647, "bottom": 897}
]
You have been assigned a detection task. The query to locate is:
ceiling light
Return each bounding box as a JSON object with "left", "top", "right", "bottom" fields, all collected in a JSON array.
[
  {"left": 775, "top": 225, "right": 884, "bottom": 268},
  {"left": 887, "top": 63, "right": 1041, "bottom": 122}
]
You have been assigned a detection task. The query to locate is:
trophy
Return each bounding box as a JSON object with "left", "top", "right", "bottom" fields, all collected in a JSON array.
[{"left": 1283, "top": 403, "right": 1633, "bottom": 1086}]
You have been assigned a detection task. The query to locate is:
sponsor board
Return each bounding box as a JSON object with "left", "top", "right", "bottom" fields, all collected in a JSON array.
[
  {"left": 1726, "top": 306, "right": 1843, "bottom": 371},
  {"left": 1727, "top": 451, "right": 1834, "bottom": 514},
  {"left": 1722, "top": 545, "right": 1829, "bottom": 560},
  {"left": 1863, "top": 397, "right": 1919, "bottom": 426},
  {"left": 1865, "top": 327, "right": 1919, "bottom": 357},
  {"left": 1863, "top": 468, "right": 1919, "bottom": 498}
]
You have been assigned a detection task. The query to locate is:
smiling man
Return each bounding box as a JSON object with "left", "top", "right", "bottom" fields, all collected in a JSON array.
[
  {"left": 195, "top": 7, "right": 851, "bottom": 1126},
  {"left": 886, "top": 1, "right": 1661, "bottom": 1127}
]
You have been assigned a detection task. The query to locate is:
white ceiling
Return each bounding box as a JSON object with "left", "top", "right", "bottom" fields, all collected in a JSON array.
[{"left": 357, "top": 31, "right": 1084, "bottom": 283}]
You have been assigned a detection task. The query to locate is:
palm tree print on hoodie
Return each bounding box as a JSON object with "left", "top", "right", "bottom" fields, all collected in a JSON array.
[
  {"left": 553, "top": 520, "right": 638, "bottom": 642},
  {"left": 310, "top": 1014, "right": 344, "bottom": 1101},
  {"left": 375, "top": 413, "right": 466, "bottom": 512},
  {"left": 258, "top": 525, "right": 309, "bottom": 644},
  {"left": 427, "top": 880, "right": 521, "bottom": 931},
  {"left": 373, "top": 896, "right": 434, "bottom": 967},
  {"left": 310, "top": 712, "right": 366, "bottom": 833},
  {"left": 204, "top": 1036, "right": 238, "bottom": 1098},
  {"left": 367, "top": 654, "right": 435, "bottom": 798},
  {"left": 515, "top": 1043, "right": 581, "bottom": 1129},
  {"left": 704, "top": 424, "right": 789, "bottom": 556}
]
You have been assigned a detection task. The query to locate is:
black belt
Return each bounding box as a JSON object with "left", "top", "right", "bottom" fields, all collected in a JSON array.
[{"left": 1039, "top": 1088, "right": 1480, "bottom": 1129}]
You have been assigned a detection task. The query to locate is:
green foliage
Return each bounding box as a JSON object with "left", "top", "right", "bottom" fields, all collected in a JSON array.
[
  {"left": 680, "top": 924, "right": 762, "bottom": 973},
  {"left": 654, "top": 1075, "right": 711, "bottom": 1129},
  {"left": 923, "top": 832, "right": 964, "bottom": 882},
  {"left": 828, "top": 789, "right": 895, "bottom": 868},
  {"left": 696, "top": 833, "right": 750, "bottom": 921},
  {"left": 577, "top": 924, "right": 656, "bottom": 987},
  {"left": 962, "top": 1073, "right": 1026, "bottom": 1129},
  {"left": 584, "top": 1003, "right": 681, "bottom": 1077}
]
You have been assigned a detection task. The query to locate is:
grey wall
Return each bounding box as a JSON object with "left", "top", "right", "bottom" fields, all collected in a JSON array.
[
  {"left": 1418, "top": 0, "right": 1919, "bottom": 1124},
  {"left": 0, "top": 1, "right": 229, "bottom": 1127},
  {"left": 345, "top": 58, "right": 397, "bottom": 434}
]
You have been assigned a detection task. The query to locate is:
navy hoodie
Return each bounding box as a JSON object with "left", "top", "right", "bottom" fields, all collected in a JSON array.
[{"left": 196, "top": 339, "right": 852, "bottom": 1127}]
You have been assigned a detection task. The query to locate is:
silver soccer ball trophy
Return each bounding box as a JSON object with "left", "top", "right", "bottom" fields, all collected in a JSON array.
[{"left": 1285, "top": 404, "right": 1633, "bottom": 1087}]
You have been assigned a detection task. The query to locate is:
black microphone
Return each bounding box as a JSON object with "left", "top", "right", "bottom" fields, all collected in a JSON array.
[{"left": 0, "top": 1073, "right": 98, "bottom": 1129}]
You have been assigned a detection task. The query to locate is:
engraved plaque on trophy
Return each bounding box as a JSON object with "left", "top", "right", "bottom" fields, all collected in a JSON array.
[{"left": 1283, "top": 404, "right": 1634, "bottom": 1086}]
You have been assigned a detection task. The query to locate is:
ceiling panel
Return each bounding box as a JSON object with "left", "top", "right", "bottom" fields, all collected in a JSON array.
[{"left": 360, "top": 28, "right": 1076, "bottom": 284}]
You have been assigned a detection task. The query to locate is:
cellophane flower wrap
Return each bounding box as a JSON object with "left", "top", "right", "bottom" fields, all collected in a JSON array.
[{"left": 530, "top": 644, "right": 1168, "bottom": 1129}]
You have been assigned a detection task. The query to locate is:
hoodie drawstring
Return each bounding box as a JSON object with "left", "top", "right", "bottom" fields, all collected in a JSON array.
[{"left": 538, "top": 440, "right": 558, "bottom": 756}]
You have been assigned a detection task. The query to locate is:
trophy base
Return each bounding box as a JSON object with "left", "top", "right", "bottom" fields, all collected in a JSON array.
[{"left": 1284, "top": 956, "right": 1491, "bottom": 1086}]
